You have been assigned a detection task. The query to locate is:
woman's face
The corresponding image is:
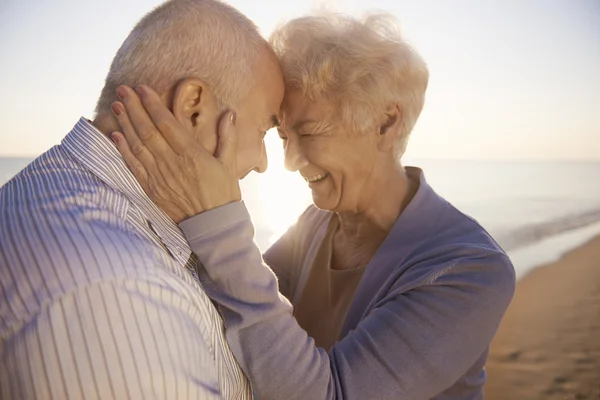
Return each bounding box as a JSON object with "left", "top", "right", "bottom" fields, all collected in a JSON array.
[{"left": 278, "top": 90, "right": 384, "bottom": 212}]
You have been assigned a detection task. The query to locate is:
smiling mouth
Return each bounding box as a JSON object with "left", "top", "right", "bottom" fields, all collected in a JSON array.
[{"left": 304, "top": 173, "right": 329, "bottom": 183}]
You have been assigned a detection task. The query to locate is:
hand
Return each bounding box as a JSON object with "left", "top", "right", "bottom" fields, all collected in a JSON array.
[{"left": 110, "top": 85, "right": 241, "bottom": 223}]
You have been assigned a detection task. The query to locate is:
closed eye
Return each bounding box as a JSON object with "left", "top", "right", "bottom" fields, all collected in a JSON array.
[{"left": 298, "top": 122, "right": 328, "bottom": 137}]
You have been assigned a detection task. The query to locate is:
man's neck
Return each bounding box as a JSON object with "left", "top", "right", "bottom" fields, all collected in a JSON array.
[{"left": 91, "top": 113, "right": 120, "bottom": 138}]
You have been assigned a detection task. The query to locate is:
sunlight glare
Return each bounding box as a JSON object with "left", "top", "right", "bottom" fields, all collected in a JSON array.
[{"left": 261, "top": 133, "right": 312, "bottom": 246}]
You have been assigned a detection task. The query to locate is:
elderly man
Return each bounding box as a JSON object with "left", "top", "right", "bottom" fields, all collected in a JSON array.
[{"left": 0, "top": 0, "right": 284, "bottom": 398}]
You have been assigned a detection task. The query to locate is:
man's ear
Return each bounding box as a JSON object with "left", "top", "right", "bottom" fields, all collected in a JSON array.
[
  {"left": 377, "top": 103, "right": 401, "bottom": 152},
  {"left": 172, "top": 77, "right": 221, "bottom": 153},
  {"left": 172, "top": 77, "right": 219, "bottom": 131}
]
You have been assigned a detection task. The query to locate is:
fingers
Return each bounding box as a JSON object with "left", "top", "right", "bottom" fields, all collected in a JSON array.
[
  {"left": 216, "top": 111, "right": 238, "bottom": 170},
  {"left": 115, "top": 86, "right": 174, "bottom": 155},
  {"left": 111, "top": 100, "right": 160, "bottom": 173},
  {"left": 132, "top": 85, "right": 192, "bottom": 154},
  {"left": 110, "top": 131, "right": 150, "bottom": 191}
]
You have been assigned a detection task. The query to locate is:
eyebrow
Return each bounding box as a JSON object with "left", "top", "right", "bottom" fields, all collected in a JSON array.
[{"left": 291, "top": 119, "right": 317, "bottom": 131}]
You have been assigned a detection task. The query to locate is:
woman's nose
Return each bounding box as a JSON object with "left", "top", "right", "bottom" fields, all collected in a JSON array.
[{"left": 284, "top": 136, "right": 308, "bottom": 171}]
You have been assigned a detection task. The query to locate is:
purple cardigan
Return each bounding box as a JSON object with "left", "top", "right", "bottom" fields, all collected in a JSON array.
[{"left": 180, "top": 168, "right": 515, "bottom": 399}]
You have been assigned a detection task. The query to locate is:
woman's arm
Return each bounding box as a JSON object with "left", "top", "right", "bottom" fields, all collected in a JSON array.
[
  {"left": 262, "top": 205, "right": 322, "bottom": 300},
  {"left": 181, "top": 202, "right": 516, "bottom": 400},
  {"left": 261, "top": 216, "right": 299, "bottom": 300}
]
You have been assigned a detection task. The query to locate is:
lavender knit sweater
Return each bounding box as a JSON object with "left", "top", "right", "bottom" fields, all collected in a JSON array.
[{"left": 180, "top": 168, "right": 516, "bottom": 400}]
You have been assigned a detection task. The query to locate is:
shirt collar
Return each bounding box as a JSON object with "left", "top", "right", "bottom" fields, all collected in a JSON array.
[{"left": 61, "top": 118, "right": 192, "bottom": 265}]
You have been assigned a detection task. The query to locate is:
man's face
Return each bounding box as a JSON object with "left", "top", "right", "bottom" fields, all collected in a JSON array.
[{"left": 232, "top": 48, "right": 285, "bottom": 178}]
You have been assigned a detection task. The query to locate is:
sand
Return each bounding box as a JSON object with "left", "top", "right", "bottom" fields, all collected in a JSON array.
[{"left": 484, "top": 235, "right": 600, "bottom": 400}]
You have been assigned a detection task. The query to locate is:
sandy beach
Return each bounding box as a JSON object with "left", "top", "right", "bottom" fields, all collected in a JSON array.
[{"left": 485, "top": 235, "right": 600, "bottom": 400}]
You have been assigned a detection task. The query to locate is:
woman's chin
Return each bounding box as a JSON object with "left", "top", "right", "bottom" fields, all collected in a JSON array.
[{"left": 311, "top": 191, "right": 339, "bottom": 212}]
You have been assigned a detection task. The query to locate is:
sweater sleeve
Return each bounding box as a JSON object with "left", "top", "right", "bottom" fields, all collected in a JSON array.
[
  {"left": 263, "top": 206, "right": 314, "bottom": 301},
  {"left": 180, "top": 202, "right": 516, "bottom": 400},
  {"left": 261, "top": 210, "right": 304, "bottom": 300}
]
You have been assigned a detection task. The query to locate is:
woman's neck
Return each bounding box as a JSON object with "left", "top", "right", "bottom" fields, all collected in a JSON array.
[
  {"left": 337, "top": 164, "right": 416, "bottom": 235},
  {"left": 332, "top": 164, "right": 418, "bottom": 269}
]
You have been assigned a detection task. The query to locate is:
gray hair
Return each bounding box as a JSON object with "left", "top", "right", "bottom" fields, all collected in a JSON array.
[
  {"left": 96, "top": 0, "right": 264, "bottom": 115},
  {"left": 270, "top": 12, "right": 429, "bottom": 156}
]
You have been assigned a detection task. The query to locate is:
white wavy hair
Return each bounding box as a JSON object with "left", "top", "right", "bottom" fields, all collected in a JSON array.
[
  {"left": 96, "top": 0, "right": 264, "bottom": 115},
  {"left": 270, "top": 12, "right": 429, "bottom": 156}
]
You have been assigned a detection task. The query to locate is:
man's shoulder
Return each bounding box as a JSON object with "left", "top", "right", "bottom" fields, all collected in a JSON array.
[
  {"left": 0, "top": 151, "right": 160, "bottom": 280},
  {"left": 0, "top": 210, "right": 182, "bottom": 339},
  {"left": 2, "top": 146, "right": 127, "bottom": 213},
  {"left": 0, "top": 146, "right": 175, "bottom": 338},
  {"left": 0, "top": 145, "right": 136, "bottom": 266}
]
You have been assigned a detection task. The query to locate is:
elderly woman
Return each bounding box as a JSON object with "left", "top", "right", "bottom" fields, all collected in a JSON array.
[{"left": 111, "top": 12, "right": 515, "bottom": 400}]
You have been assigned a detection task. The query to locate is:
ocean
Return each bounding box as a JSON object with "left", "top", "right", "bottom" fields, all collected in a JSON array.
[{"left": 2, "top": 156, "right": 600, "bottom": 280}]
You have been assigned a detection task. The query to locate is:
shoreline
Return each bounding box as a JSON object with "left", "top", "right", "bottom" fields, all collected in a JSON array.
[
  {"left": 506, "top": 220, "right": 600, "bottom": 281},
  {"left": 485, "top": 235, "right": 600, "bottom": 399}
]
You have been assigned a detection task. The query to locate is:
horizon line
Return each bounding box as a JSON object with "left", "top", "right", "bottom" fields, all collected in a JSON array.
[{"left": 1, "top": 154, "right": 599, "bottom": 163}]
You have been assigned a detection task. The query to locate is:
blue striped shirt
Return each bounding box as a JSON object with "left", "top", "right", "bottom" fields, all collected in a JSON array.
[{"left": 0, "top": 118, "right": 251, "bottom": 400}]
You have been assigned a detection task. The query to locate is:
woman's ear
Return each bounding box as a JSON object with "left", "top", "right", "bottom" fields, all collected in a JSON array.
[{"left": 377, "top": 103, "right": 401, "bottom": 152}]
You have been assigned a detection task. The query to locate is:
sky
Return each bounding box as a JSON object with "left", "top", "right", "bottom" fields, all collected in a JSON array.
[{"left": 0, "top": 0, "right": 599, "bottom": 160}]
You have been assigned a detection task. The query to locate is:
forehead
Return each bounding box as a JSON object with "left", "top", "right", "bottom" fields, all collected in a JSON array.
[
  {"left": 242, "top": 48, "right": 285, "bottom": 123},
  {"left": 280, "top": 90, "right": 337, "bottom": 128}
]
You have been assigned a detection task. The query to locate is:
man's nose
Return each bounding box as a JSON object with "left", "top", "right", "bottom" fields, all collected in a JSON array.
[
  {"left": 284, "top": 137, "right": 308, "bottom": 171},
  {"left": 253, "top": 140, "right": 268, "bottom": 174}
]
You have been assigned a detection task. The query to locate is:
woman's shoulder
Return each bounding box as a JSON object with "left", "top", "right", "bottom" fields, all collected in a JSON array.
[
  {"left": 375, "top": 188, "right": 515, "bottom": 293},
  {"left": 388, "top": 222, "right": 515, "bottom": 302}
]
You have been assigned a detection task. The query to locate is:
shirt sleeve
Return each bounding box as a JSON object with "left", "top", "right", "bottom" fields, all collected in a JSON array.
[
  {"left": 0, "top": 276, "right": 222, "bottom": 400},
  {"left": 180, "top": 202, "right": 515, "bottom": 400}
]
